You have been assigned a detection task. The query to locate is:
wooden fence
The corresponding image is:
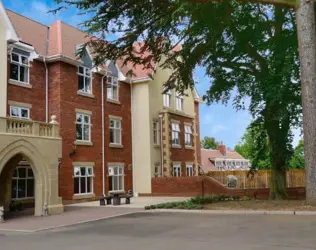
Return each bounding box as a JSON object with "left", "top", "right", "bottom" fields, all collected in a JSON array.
[{"left": 207, "top": 169, "right": 305, "bottom": 189}]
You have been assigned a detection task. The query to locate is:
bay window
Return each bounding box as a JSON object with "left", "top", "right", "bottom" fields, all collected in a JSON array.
[{"left": 172, "top": 123, "right": 181, "bottom": 146}]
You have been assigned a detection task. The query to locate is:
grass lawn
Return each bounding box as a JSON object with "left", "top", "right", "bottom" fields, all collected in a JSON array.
[{"left": 203, "top": 200, "right": 316, "bottom": 211}]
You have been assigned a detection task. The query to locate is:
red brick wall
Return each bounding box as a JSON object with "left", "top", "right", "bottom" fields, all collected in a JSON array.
[
  {"left": 48, "top": 62, "right": 132, "bottom": 200},
  {"left": 7, "top": 60, "right": 46, "bottom": 121},
  {"left": 150, "top": 176, "right": 306, "bottom": 200},
  {"left": 151, "top": 177, "right": 203, "bottom": 197},
  {"left": 104, "top": 81, "right": 133, "bottom": 193},
  {"left": 169, "top": 113, "right": 195, "bottom": 176},
  {"left": 195, "top": 102, "right": 201, "bottom": 165}
]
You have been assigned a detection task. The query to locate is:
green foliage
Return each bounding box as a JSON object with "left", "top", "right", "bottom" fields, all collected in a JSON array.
[
  {"left": 289, "top": 140, "right": 305, "bottom": 169},
  {"left": 201, "top": 136, "right": 218, "bottom": 149},
  {"left": 144, "top": 195, "right": 242, "bottom": 210},
  {"left": 235, "top": 122, "right": 271, "bottom": 170},
  {"left": 54, "top": 0, "right": 301, "bottom": 199}
]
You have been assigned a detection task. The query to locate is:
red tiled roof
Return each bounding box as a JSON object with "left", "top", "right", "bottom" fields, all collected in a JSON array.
[
  {"left": 201, "top": 148, "right": 246, "bottom": 172},
  {"left": 7, "top": 9, "right": 48, "bottom": 56}
]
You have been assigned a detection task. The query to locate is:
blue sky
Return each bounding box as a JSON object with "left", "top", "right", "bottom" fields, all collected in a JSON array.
[{"left": 3, "top": 0, "right": 301, "bottom": 149}]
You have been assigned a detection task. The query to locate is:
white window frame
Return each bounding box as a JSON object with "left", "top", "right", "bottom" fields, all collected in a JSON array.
[
  {"left": 10, "top": 52, "right": 30, "bottom": 83},
  {"left": 78, "top": 66, "right": 92, "bottom": 94},
  {"left": 10, "top": 106, "right": 30, "bottom": 120},
  {"left": 108, "top": 166, "right": 124, "bottom": 192},
  {"left": 107, "top": 76, "right": 119, "bottom": 101},
  {"left": 186, "top": 164, "right": 193, "bottom": 177},
  {"left": 12, "top": 166, "right": 34, "bottom": 200},
  {"left": 176, "top": 92, "right": 184, "bottom": 111},
  {"left": 153, "top": 121, "right": 160, "bottom": 145},
  {"left": 184, "top": 125, "right": 192, "bottom": 146},
  {"left": 76, "top": 113, "right": 91, "bottom": 142},
  {"left": 163, "top": 89, "right": 171, "bottom": 107},
  {"left": 109, "top": 119, "right": 122, "bottom": 145},
  {"left": 74, "top": 166, "right": 94, "bottom": 195},
  {"left": 172, "top": 122, "right": 181, "bottom": 146},
  {"left": 173, "top": 164, "right": 181, "bottom": 177},
  {"left": 154, "top": 163, "right": 160, "bottom": 177}
]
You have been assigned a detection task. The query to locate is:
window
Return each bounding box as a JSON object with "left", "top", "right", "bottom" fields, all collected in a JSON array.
[
  {"left": 173, "top": 164, "right": 181, "bottom": 177},
  {"left": 74, "top": 166, "right": 94, "bottom": 195},
  {"left": 110, "top": 119, "right": 122, "bottom": 144},
  {"left": 154, "top": 163, "right": 160, "bottom": 177},
  {"left": 108, "top": 166, "right": 124, "bottom": 192},
  {"left": 163, "top": 89, "right": 171, "bottom": 107},
  {"left": 10, "top": 52, "right": 29, "bottom": 83},
  {"left": 107, "top": 76, "right": 119, "bottom": 101},
  {"left": 78, "top": 66, "right": 92, "bottom": 94},
  {"left": 172, "top": 123, "right": 181, "bottom": 146},
  {"left": 176, "top": 92, "right": 184, "bottom": 111},
  {"left": 10, "top": 106, "right": 30, "bottom": 119},
  {"left": 153, "top": 121, "right": 160, "bottom": 145},
  {"left": 184, "top": 125, "right": 192, "bottom": 146},
  {"left": 186, "top": 164, "right": 193, "bottom": 177},
  {"left": 76, "top": 113, "right": 91, "bottom": 142},
  {"left": 11, "top": 166, "right": 34, "bottom": 200}
]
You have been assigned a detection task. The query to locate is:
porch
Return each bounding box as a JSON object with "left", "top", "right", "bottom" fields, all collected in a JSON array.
[{"left": 0, "top": 115, "right": 64, "bottom": 218}]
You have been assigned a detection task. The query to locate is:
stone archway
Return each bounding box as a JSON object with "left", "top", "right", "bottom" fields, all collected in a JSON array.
[{"left": 0, "top": 139, "right": 63, "bottom": 216}]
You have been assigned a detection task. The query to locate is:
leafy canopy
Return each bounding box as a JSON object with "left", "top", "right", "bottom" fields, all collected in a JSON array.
[{"left": 201, "top": 136, "right": 218, "bottom": 149}]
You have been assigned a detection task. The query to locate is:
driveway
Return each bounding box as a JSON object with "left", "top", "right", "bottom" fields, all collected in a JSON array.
[{"left": 1, "top": 212, "right": 316, "bottom": 249}]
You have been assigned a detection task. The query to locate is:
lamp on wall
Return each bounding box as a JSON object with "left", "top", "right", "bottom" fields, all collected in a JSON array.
[{"left": 69, "top": 144, "right": 77, "bottom": 157}]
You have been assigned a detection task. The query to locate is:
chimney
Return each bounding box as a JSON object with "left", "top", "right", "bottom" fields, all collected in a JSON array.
[{"left": 218, "top": 141, "right": 227, "bottom": 156}]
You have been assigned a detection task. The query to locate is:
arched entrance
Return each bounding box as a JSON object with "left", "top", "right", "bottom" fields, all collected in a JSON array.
[
  {"left": 0, "top": 155, "right": 36, "bottom": 218},
  {"left": 0, "top": 139, "right": 63, "bottom": 217}
]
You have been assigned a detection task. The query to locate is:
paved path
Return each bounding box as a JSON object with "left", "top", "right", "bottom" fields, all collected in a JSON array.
[
  {"left": 68, "top": 196, "right": 189, "bottom": 208},
  {"left": 1, "top": 212, "right": 316, "bottom": 249},
  {"left": 0, "top": 206, "right": 141, "bottom": 232}
]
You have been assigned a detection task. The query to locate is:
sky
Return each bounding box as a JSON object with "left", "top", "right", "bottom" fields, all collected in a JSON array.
[{"left": 3, "top": 0, "right": 302, "bottom": 149}]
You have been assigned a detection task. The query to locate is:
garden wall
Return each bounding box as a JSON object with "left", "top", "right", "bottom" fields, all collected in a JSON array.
[{"left": 147, "top": 176, "right": 305, "bottom": 200}]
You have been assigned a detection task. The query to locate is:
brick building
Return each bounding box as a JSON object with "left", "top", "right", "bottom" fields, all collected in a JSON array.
[{"left": 0, "top": 3, "right": 202, "bottom": 213}]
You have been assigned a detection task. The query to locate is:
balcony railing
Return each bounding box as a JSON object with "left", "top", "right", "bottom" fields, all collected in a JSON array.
[{"left": 0, "top": 115, "right": 59, "bottom": 138}]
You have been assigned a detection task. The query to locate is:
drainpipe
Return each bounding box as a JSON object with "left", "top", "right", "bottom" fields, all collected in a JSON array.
[
  {"left": 101, "top": 74, "right": 107, "bottom": 197},
  {"left": 159, "top": 114, "right": 164, "bottom": 177},
  {"left": 44, "top": 57, "right": 48, "bottom": 123},
  {"left": 130, "top": 78, "right": 138, "bottom": 196}
]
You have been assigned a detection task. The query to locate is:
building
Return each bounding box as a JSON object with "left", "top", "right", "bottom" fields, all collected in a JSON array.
[
  {"left": 201, "top": 143, "right": 250, "bottom": 172},
  {"left": 0, "top": 2, "right": 202, "bottom": 216}
]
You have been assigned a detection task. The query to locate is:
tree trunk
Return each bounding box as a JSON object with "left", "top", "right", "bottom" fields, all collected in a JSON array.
[
  {"left": 269, "top": 138, "right": 287, "bottom": 199},
  {"left": 296, "top": 0, "right": 316, "bottom": 204},
  {"left": 270, "top": 156, "right": 287, "bottom": 199}
]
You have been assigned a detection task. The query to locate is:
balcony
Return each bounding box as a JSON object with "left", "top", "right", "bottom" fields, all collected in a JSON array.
[{"left": 0, "top": 115, "right": 59, "bottom": 138}]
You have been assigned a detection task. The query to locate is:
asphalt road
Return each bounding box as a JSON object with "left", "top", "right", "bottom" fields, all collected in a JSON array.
[{"left": 1, "top": 212, "right": 316, "bottom": 250}]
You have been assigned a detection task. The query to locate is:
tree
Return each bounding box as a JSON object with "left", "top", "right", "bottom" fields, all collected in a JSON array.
[
  {"left": 289, "top": 140, "right": 305, "bottom": 169},
  {"left": 201, "top": 136, "right": 218, "bottom": 149},
  {"left": 53, "top": 0, "right": 306, "bottom": 200},
  {"left": 234, "top": 123, "right": 271, "bottom": 170}
]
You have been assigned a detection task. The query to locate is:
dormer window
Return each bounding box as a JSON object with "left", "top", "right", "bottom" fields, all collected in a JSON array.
[
  {"left": 10, "top": 51, "right": 30, "bottom": 83},
  {"left": 78, "top": 66, "right": 92, "bottom": 94},
  {"left": 107, "top": 76, "right": 119, "bottom": 101}
]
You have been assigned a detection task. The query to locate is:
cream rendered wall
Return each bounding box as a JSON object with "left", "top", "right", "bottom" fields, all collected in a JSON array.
[
  {"left": 131, "top": 82, "right": 152, "bottom": 194},
  {"left": 148, "top": 63, "right": 196, "bottom": 175},
  {"left": 0, "top": 13, "right": 7, "bottom": 118}
]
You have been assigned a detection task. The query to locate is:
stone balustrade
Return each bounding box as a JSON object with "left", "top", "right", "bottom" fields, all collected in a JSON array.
[{"left": 0, "top": 115, "right": 59, "bottom": 138}]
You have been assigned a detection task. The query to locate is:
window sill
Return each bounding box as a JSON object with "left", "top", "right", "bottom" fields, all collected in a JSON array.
[
  {"left": 154, "top": 144, "right": 160, "bottom": 148},
  {"left": 107, "top": 99, "right": 121, "bottom": 105},
  {"left": 185, "top": 146, "right": 194, "bottom": 150},
  {"left": 74, "top": 141, "right": 94, "bottom": 146},
  {"left": 172, "top": 145, "right": 181, "bottom": 149},
  {"left": 73, "top": 193, "right": 95, "bottom": 200},
  {"left": 8, "top": 79, "right": 32, "bottom": 89},
  {"left": 77, "top": 91, "right": 95, "bottom": 99},
  {"left": 109, "top": 143, "right": 124, "bottom": 148}
]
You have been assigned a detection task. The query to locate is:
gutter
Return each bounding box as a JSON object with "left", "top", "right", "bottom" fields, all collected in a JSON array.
[
  {"left": 101, "top": 74, "right": 107, "bottom": 197},
  {"left": 159, "top": 114, "right": 164, "bottom": 177}
]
